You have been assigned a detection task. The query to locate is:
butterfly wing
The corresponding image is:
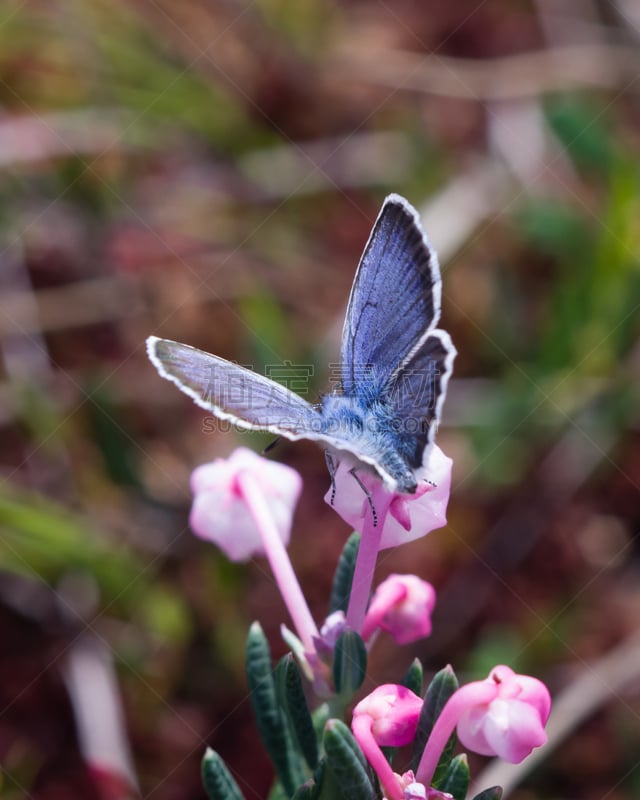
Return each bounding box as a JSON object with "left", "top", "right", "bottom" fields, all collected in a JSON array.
[
  {"left": 383, "top": 329, "right": 456, "bottom": 470},
  {"left": 340, "top": 194, "right": 442, "bottom": 394},
  {"left": 147, "top": 337, "right": 325, "bottom": 439}
]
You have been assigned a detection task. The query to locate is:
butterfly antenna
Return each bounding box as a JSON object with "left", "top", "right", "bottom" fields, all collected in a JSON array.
[
  {"left": 263, "top": 437, "right": 281, "bottom": 454},
  {"left": 348, "top": 468, "right": 378, "bottom": 527},
  {"left": 324, "top": 451, "right": 337, "bottom": 505}
]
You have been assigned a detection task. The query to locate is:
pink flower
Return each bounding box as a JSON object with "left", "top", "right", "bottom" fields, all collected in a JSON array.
[
  {"left": 324, "top": 445, "right": 452, "bottom": 549},
  {"left": 416, "top": 665, "right": 551, "bottom": 787},
  {"left": 352, "top": 685, "right": 423, "bottom": 800},
  {"left": 353, "top": 684, "right": 423, "bottom": 747},
  {"left": 190, "top": 447, "right": 302, "bottom": 561},
  {"left": 189, "top": 448, "right": 319, "bottom": 652},
  {"left": 362, "top": 574, "right": 436, "bottom": 645},
  {"left": 456, "top": 665, "right": 551, "bottom": 763}
]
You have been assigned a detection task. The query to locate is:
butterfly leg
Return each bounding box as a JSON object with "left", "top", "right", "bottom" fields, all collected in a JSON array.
[
  {"left": 348, "top": 468, "right": 378, "bottom": 527},
  {"left": 263, "top": 437, "right": 281, "bottom": 454},
  {"left": 325, "top": 451, "right": 337, "bottom": 505}
]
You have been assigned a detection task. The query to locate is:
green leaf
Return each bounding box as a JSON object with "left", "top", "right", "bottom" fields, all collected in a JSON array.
[
  {"left": 401, "top": 658, "right": 423, "bottom": 697},
  {"left": 471, "top": 787, "right": 503, "bottom": 800},
  {"left": 332, "top": 630, "right": 367, "bottom": 697},
  {"left": 411, "top": 666, "right": 458, "bottom": 775},
  {"left": 276, "top": 654, "right": 319, "bottom": 769},
  {"left": 329, "top": 533, "right": 360, "bottom": 614},
  {"left": 246, "top": 623, "right": 304, "bottom": 796},
  {"left": 291, "top": 781, "right": 318, "bottom": 800},
  {"left": 268, "top": 782, "right": 290, "bottom": 800},
  {"left": 438, "top": 754, "right": 470, "bottom": 800},
  {"left": 315, "top": 758, "right": 339, "bottom": 800},
  {"left": 322, "top": 720, "right": 376, "bottom": 800},
  {"left": 201, "top": 748, "right": 245, "bottom": 800}
]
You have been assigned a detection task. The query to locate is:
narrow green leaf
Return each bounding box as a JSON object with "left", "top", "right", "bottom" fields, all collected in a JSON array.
[
  {"left": 323, "top": 720, "right": 376, "bottom": 800},
  {"left": 268, "top": 781, "right": 290, "bottom": 800},
  {"left": 201, "top": 748, "right": 245, "bottom": 800},
  {"left": 471, "top": 786, "right": 503, "bottom": 800},
  {"left": 314, "top": 758, "right": 339, "bottom": 800},
  {"left": 276, "top": 654, "right": 319, "bottom": 769},
  {"left": 401, "top": 658, "right": 423, "bottom": 697},
  {"left": 311, "top": 704, "right": 330, "bottom": 754},
  {"left": 291, "top": 781, "right": 318, "bottom": 800},
  {"left": 438, "top": 754, "right": 470, "bottom": 800},
  {"left": 246, "top": 623, "right": 303, "bottom": 796},
  {"left": 333, "top": 630, "right": 367, "bottom": 697},
  {"left": 329, "top": 533, "right": 360, "bottom": 614},
  {"left": 411, "top": 666, "right": 458, "bottom": 774}
]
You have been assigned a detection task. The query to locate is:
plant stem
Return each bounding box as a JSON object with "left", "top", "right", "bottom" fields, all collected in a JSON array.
[
  {"left": 346, "top": 493, "right": 392, "bottom": 632},
  {"left": 238, "top": 470, "right": 319, "bottom": 653}
]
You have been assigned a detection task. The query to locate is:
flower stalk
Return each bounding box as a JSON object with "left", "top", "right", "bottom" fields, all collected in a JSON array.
[
  {"left": 237, "top": 469, "right": 319, "bottom": 653},
  {"left": 346, "top": 490, "right": 392, "bottom": 631}
]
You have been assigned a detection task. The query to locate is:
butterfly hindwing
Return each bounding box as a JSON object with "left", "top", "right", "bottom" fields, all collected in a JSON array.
[{"left": 383, "top": 329, "right": 456, "bottom": 470}]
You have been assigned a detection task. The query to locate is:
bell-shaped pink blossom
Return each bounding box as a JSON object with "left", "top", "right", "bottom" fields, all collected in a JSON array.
[
  {"left": 362, "top": 574, "right": 436, "bottom": 645},
  {"left": 456, "top": 665, "right": 551, "bottom": 763},
  {"left": 352, "top": 684, "right": 423, "bottom": 800},
  {"left": 190, "top": 447, "right": 302, "bottom": 561},
  {"left": 416, "top": 665, "right": 551, "bottom": 788},
  {"left": 190, "top": 448, "right": 319, "bottom": 653},
  {"left": 323, "top": 445, "right": 452, "bottom": 549}
]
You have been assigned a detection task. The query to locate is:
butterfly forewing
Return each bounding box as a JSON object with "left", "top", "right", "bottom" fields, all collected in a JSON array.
[
  {"left": 147, "top": 337, "right": 323, "bottom": 436},
  {"left": 340, "top": 194, "right": 442, "bottom": 395}
]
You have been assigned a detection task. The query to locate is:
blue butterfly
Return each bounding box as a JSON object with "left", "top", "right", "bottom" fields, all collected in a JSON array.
[{"left": 147, "top": 194, "right": 456, "bottom": 495}]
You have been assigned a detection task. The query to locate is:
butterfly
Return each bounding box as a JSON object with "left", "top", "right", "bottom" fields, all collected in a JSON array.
[{"left": 147, "top": 194, "right": 456, "bottom": 495}]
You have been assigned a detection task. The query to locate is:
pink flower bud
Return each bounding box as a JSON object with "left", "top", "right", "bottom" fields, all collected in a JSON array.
[
  {"left": 353, "top": 684, "right": 423, "bottom": 747},
  {"left": 323, "top": 445, "right": 452, "bottom": 549},
  {"left": 352, "top": 685, "right": 424, "bottom": 800},
  {"left": 362, "top": 574, "right": 436, "bottom": 645},
  {"left": 456, "top": 665, "right": 551, "bottom": 763},
  {"left": 189, "top": 447, "right": 302, "bottom": 561}
]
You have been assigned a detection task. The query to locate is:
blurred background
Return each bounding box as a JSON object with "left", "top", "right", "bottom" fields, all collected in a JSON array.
[{"left": 1, "top": 1, "right": 640, "bottom": 798}]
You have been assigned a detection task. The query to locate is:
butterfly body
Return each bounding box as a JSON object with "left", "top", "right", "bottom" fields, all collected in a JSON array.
[
  {"left": 320, "top": 381, "right": 419, "bottom": 493},
  {"left": 147, "top": 194, "right": 456, "bottom": 494}
]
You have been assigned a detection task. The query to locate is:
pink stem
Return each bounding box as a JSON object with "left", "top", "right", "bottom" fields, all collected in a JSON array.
[
  {"left": 346, "top": 492, "right": 392, "bottom": 632},
  {"left": 237, "top": 470, "right": 319, "bottom": 653},
  {"left": 352, "top": 715, "right": 402, "bottom": 800},
  {"left": 415, "top": 682, "right": 497, "bottom": 787}
]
